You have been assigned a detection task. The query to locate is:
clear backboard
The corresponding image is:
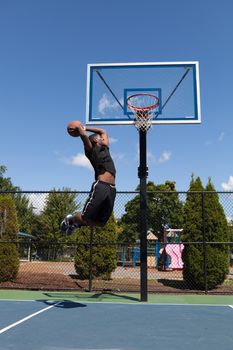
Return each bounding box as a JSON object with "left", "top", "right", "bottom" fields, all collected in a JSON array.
[{"left": 86, "top": 61, "right": 201, "bottom": 125}]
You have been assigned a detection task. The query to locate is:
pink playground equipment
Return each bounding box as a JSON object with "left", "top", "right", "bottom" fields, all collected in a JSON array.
[{"left": 164, "top": 228, "right": 184, "bottom": 270}]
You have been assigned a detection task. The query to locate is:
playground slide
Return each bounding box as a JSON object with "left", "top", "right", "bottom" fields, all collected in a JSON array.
[{"left": 165, "top": 244, "right": 184, "bottom": 269}]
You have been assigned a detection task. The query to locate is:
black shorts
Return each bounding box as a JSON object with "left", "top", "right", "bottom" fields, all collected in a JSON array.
[{"left": 82, "top": 180, "right": 116, "bottom": 225}]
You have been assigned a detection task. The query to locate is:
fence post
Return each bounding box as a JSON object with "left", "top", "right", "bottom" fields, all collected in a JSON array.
[
  {"left": 28, "top": 239, "right": 32, "bottom": 261},
  {"left": 88, "top": 226, "right": 94, "bottom": 292},
  {"left": 202, "top": 192, "right": 208, "bottom": 294}
]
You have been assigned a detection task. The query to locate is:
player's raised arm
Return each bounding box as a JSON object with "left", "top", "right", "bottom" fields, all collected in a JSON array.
[
  {"left": 85, "top": 126, "right": 109, "bottom": 146},
  {"left": 67, "top": 120, "right": 93, "bottom": 151}
]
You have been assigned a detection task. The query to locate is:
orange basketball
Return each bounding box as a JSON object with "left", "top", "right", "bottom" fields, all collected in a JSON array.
[{"left": 67, "top": 120, "right": 82, "bottom": 137}]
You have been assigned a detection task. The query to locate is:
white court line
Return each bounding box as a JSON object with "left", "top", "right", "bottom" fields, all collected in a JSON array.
[
  {"left": 229, "top": 305, "right": 233, "bottom": 309},
  {"left": 0, "top": 301, "right": 61, "bottom": 335}
]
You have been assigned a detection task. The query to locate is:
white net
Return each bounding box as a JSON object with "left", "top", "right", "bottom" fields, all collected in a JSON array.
[
  {"left": 134, "top": 111, "right": 154, "bottom": 131},
  {"left": 127, "top": 93, "right": 159, "bottom": 132}
]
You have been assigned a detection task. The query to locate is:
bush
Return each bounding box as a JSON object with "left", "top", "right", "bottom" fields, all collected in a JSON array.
[
  {"left": 74, "top": 215, "right": 117, "bottom": 279},
  {"left": 0, "top": 243, "right": 19, "bottom": 282},
  {"left": 0, "top": 195, "right": 20, "bottom": 282},
  {"left": 182, "top": 177, "right": 230, "bottom": 290},
  {"left": 183, "top": 244, "right": 229, "bottom": 290}
]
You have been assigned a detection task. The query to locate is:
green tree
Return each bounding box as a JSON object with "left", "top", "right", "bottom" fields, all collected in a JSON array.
[
  {"left": 74, "top": 214, "right": 117, "bottom": 279},
  {"left": 182, "top": 176, "right": 230, "bottom": 289},
  {"left": 37, "top": 190, "right": 80, "bottom": 259},
  {"left": 150, "top": 181, "right": 183, "bottom": 240},
  {"left": 118, "top": 181, "right": 183, "bottom": 243},
  {"left": 14, "top": 194, "right": 37, "bottom": 233},
  {"left": 0, "top": 165, "right": 37, "bottom": 233},
  {"left": 203, "top": 178, "right": 230, "bottom": 288},
  {"left": 0, "top": 165, "right": 19, "bottom": 191},
  {"left": 0, "top": 195, "right": 20, "bottom": 282},
  {"left": 182, "top": 176, "right": 204, "bottom": 288}
]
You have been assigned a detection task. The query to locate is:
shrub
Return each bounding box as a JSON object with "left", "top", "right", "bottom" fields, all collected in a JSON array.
[
  {"left": 0, "top": 195, "right": 20, "bottom": 282},
  {"left": 74, "top": 215, "right": 117, "bottom": 279},
  {"left": 0, "top": 243, "right": 19, "bottom": 281},
  {"left": 182, "top": 177, "right": 230, "bottom": 290}
]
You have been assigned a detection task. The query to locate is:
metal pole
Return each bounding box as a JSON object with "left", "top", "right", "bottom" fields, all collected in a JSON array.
[
  {"left": 138, "top": 129, "right": 148, "bottom": 302},
  {"left": 202, "top": 192, "right": 208, "bottom": 294},
  {"left": 28, "top": 239, "right": 32, "bottom": 261},
  {"left": 88, "top": 226, "right": 94, "bottom": 292}
]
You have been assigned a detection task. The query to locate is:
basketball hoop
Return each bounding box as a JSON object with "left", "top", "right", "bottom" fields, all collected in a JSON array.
[{"left": 127, "top": 93, "right": 159, "bottom": 131}]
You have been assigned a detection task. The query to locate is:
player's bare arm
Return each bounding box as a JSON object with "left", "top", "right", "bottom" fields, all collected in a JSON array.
[
  {"left": 67, "top": 120, "right": 93, "bottom": 151},
  {"left": 85, "top": 126, "right": 109, "bottom": 146}
]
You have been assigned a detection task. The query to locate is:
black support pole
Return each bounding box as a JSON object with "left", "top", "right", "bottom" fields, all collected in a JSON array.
[
  {"left": 138, "top": 129, "right": 148, "bottom": 302},
  {"left": 88, "top": 226, "right": 94, "bottom": 292},
  {"left": 202, "top": 192, "right": 208, "bottom": 294}
]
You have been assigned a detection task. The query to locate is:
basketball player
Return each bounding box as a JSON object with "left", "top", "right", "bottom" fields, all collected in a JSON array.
[{"left": 61, "top": 121, "right": 116, "bottom": 234}]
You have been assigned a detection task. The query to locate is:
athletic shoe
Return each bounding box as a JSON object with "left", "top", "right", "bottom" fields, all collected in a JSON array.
[{"left": 60, "top": 214, "right": 76, "bottom": 235}]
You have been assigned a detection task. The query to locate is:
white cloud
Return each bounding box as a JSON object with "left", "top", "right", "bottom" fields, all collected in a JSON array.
[
  {"left": 135, "top": 143, "right": 156, "bottom": 163},
  {"left": 111, "top": 152, "right": 125, "bottom": 161},
  {"left": 206, "top": 131, "right": 226, "bottom": 146},
  {"left": 66, "top": 153, "right": 92, "bottom": 170},
  {"left": 205, "top": 140, "right": 213, "bottom": 146},
  {"left": 147, "top": 151, "right": 156, "bottom": 163},
  {"left": 226, "top": 216, "right": 233, "bottom": 223},
  {"left": 221, "top": 176, "right": 233, "bottom": 191},
  {"left": 135, "top": 144, "right": 166, "bottom": 163},
  {"left": 98, "top": 93, "right": 122, "bottom": 115},
  {"left": 159, "top": 151, "right": 171, "bottom": 163},
  {"left": 218, "top": 131, "right": 225, "bottom": 141},
  {"left": 109, "top": 137, "right": 118, "bottom": 144},
  {"left": 27, "top": 193, "right": 48, "bottom": 214}
]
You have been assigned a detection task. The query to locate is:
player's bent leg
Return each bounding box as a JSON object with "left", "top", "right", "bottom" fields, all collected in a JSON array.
[
  {"left": 78, "top": 213, "right": 104, "bottom": 227},
  {"left": 60, "top": 212, "right": 87, "bottom": 235},
  {"left": 60, "top": 214, "right": 74, "bottom": 235},
  {"left": 60, "top": 212, "right": 106, "bottom": 235},
  {"left": 73, "top": 212, "right": 89, "bottom": 226}
]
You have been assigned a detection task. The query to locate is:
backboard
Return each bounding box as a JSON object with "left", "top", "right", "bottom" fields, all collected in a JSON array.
[{"left": 86, "top": 61, "right": 201, "bottom": 125}]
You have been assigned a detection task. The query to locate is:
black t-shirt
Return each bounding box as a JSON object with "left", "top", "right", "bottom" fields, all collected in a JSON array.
[{"left": 85, "top": 145, "right": 116, "bottom": 180}]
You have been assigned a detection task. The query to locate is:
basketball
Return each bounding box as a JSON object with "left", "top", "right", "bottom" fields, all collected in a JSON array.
[{"left": 67, "top": 120, "right": 84, "bottom": 137}]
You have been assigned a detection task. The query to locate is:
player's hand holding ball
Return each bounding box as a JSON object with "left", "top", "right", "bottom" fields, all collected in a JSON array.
[{"left": 67, "top": 120, "right": 86, "bottom": 137}]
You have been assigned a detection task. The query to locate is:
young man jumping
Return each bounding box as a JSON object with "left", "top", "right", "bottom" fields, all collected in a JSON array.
[{"left": 60, "top": 120, "right": 116, "bottom": 234}]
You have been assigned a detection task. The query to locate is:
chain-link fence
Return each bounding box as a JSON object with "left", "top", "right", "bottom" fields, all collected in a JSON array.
[{"left": 0, "top": 191, "right": 233, "bottom": 294}]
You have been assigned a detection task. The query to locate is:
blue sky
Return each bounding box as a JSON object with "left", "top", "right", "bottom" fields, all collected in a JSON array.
[{"left": 1, "top": 0, "right": 233, "bottom": 192}]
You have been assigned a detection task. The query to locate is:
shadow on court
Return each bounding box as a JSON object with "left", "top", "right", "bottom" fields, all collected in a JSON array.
[
  {"left": 158, "top": 278, "right": 195, "bottom": 290},
  {"left": 36, "top": 299, "right": 87, "bottom": 309},
  {"left": 43, "top": 291, "right": 140, "bottom": 302},
  {"left": 88, "top": 291, "right": 139, "bottom": 302}
]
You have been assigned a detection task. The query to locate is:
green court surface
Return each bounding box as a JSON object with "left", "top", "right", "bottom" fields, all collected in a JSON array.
[{"left": 1, "top": 289, "right": 233, "bottom": 305}]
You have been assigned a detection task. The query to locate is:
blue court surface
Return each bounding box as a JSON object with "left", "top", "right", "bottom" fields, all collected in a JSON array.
[{"left": 0, "top": 293, "right": 233, "bottom": 350}]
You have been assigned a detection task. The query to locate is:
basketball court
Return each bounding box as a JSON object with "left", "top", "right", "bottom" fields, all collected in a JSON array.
[
  {"left": 4, "top": 61, "right": 229, "bottom": 350},
  {"left": 0, "top": 291, "right": 233, "bottom": 350},
  {"left": 2, "top": 0, "right": 233, "bottom": 348}
]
